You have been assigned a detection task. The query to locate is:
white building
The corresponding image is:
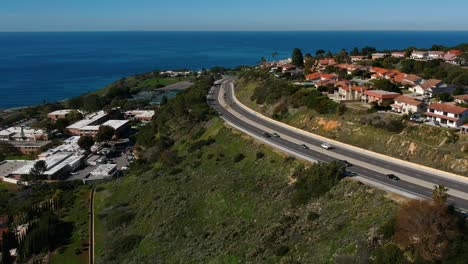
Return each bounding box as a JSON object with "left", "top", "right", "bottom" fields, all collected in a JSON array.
[
  {"left": 425, "top": 103, "right": 468, "bottom": 128},
  {"left": 391, "top": 95, "right": 426, "bottom": 114},
  {"left": 411, "top": 51, "right": 428, "bottom": 60},
  {"left": 0, "top": 127, "right": 48, "bottom": 142}
]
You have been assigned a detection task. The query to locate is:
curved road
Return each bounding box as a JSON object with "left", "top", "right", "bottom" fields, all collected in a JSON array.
[{"left": 208, "top": 78, "right": 468, "bottom": 211}]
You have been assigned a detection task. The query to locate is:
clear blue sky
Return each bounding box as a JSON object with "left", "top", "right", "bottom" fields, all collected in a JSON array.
[{"left": 1, "top": 0, "right": 468, "bottom": 31}]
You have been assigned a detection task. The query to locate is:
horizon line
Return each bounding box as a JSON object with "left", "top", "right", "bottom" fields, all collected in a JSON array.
[{"left": 2, "top": 29, "right": 468, "bottom": 33}]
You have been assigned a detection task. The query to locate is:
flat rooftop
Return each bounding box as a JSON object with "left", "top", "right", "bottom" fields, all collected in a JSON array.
[
  {"left": 102, "top": 120, "right": 129, "bottom": 130},
  {"left": 0, "top": 160, "right": 35, "bottom": 177},
  {"left": 67, "top": 111, "right": 108, "bottom": 130},
  {"left": 47, "top": 109, "right": 74, "bottom": 116}
]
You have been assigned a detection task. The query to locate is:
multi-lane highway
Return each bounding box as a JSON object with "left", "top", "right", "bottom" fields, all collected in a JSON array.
[{"left": 208, "top": 78, "right": 468, "bottom": 211}]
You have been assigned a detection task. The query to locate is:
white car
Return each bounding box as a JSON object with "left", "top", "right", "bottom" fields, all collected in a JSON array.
[{"left": 321, "top": 143, "right": 332, "bottom": 149}]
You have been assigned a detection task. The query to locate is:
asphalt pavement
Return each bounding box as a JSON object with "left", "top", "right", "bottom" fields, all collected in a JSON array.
[{"left": 209, "top": 78, "right": 468, "bottom": 211}]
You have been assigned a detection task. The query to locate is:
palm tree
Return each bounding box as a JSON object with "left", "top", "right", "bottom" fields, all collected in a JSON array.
[{"left": 432, "top": 185, "right": 449, "bottom": 204}]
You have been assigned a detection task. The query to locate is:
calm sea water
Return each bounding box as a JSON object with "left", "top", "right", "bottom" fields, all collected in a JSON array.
[{"left": 1, "top": 31, "right": 467, "bottom": 108}]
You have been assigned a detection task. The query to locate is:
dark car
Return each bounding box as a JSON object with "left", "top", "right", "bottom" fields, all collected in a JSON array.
[
  {"left": 301, "top": 144, "right": 309, "bottom": 149},
  {"left": 263, "top": 132, "right": 272, "bottom": 138},
  {"left": 386, "top": 174, "right": 400, "bottom": 181},
  {"left": 272, "top": 132, "right": 280, "bottom": 138},
  {"left": 340, "top": 160, "right": 352, "bottom": 167}
]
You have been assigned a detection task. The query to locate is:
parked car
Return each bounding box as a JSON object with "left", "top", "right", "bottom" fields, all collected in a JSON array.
[
  {"left": 386, "top": 174, "right": 400, "bottom": 181},
  {"left": 321, "top": 142, "right": 332, "bottom": 149}
]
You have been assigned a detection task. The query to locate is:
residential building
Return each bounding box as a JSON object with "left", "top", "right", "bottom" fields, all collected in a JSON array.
[
  {"left": 461, "top": 123, "right": 468, "bottom": 134},
  {"left": 335, "top": 86, "right": 368, "bottom": 101},
  {"left": 412, "top": 79, "right": 443, "bottom": 96},
  {"left": 391, "top": 51, "right": 406, "bottom": 58},
  {"left": 391, "top": 95, "right": 426, "bottom": 114},
  {"left": 47, "top": 109, "right": 75, "bottom": 121},
  {"left": 427, "top": 51, "right": 446, "bottom": 60},
  {"left": 362, "top": 90, "right": 401, "bottom": 105},
  {"left": 411, "top": 51, "right": 428, "bottom": 60},
  {"left": 425, "top": 103, "right": 468, "bottom": 128},
  {"left": 371, "top": 53, "right": 390, "bottom": 60},
  {"left": 454, "top": 94, "right": 468, "bottom": 105},
  {"left": 394, "top": 74, "right": 423, "bottom": 87},
  {"left": 318, "top": 58, "right": 336, "bottom": 68},
  {"left": 350, "top": 56, "right": 366, "bottom": 62}
]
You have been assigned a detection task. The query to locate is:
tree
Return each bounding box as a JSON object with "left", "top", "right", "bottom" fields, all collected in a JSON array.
[
  {"left": 291, "top": 48, "right": 304, "bottom": 68},
  {"left": 78, "top": 136, "right": 94, "bottom": 152},
  {"left": 432, "top": 184, "right": 449, "bottom": 204},
  {"left": 67, "top": 110, "right": 83, "bottom": 123},
  {"left": 95, "top": 125, "right": 115, "bottom": 142},
  {"left": 315, "top": 49, "right": 325, "bottom": 57},
  {"left": 394, "top": 200, "right": 460, "bottom": 262},
  {"left": 351, "top": 47, "right": 360, "bottom": 56},
  {"left": 438, "top": 93, "right": 453, "bottom": 102},
  {"left": 160, "top": 95, "right": 168, "bottom": 106},
  {"left": 452, "top": 86, "right": 464, "bottom": 96},
  {"left": 26, "top": 160, "right": 47, "bottom": 181},
  {"left": 83, "top": 94, "right": 102, "bottom": 112}
]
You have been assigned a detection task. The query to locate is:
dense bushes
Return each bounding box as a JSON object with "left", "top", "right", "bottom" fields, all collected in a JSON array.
[
  {"left": 360, "top": 114, "right": 405, "bottom": 133},
  {"left": 291, "top": 161, "right": 346, "bottom": 206}
]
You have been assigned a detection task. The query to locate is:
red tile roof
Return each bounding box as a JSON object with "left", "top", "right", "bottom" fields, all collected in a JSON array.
[
  {"left": 321, "top": 74, "right": 337, "bottom": 80},
  {"left": 447, "top": 50, "right": 463, "bottom": 56},
  {"left": 305, "top": 72, "right": 321, "bottom": 80},
  {"left": 394, "top": 95, "right": 424, "bottom": 106},
  {"left": 420, "top": 79, "right": 443, "bottom": 90},
  {"left": 454, "top": 94, "right": 468, "bottom": 101},
  {"left": 428, "top": 103, "right": 468, "bottom": 114},
  {"left": 364, "top": 90, "right": 401, "bottom": 99},
  {"left": 351, "top": 86, "right": 368, "bottom": 92}
]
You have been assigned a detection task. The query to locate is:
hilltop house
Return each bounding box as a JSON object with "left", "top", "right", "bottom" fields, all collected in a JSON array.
[
  {"left": 335, "top": 86, "right": 368, "bottom": 101},
  {"left": 411, "top": 51, "right": 428, "bottom": 60},
  {"left": 362, "top": 90, "right": 401, "bottom": 105},
  {"left": 391, "top": 95, "right": 426, "bottom": 114},
  {"left": 454, "top": 94, "right": 468, "bottom": 105},
  {"left": 427, "top": 51, "right": 446, "bottom": 60},
  {"left": 391, "top": 51, "right": 406, "bottom": 58},
  {"left": 425, "top": 103, "right": 468, "bottom": 128},
  {"left": 412, "top": 79, "right": 456, "bottom": 98}
]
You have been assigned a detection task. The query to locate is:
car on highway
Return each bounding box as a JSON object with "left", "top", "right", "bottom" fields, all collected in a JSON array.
[
  {"left": 272, "top": 132, "right": 280, "bottom": 138},
  {"left": 321, "top": 142, "right": 332, "bottom": 149},
  {"left": 386, "top": 174, "right": 400, "bottom": 181},
  {"left": 262, "top": 132, "right": 272, "bottom": 138},
  {"left": 300, "top": 144, "right": 309, "bottom": 149},
  {"left": 340, "top": 160, "right": 352, "bottom": 167}
]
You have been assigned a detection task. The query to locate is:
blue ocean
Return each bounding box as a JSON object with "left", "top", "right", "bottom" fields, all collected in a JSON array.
[{"left": 1, "top": 31, "right": 467, "bottom": 108}]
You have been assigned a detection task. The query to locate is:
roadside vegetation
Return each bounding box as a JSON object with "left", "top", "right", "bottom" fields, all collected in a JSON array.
[
  {"left": 235, "top": 69, "right": 468, "bottom": 175},
  {"left": 90, "top": 74, "right": 468, "bottom": 263}
]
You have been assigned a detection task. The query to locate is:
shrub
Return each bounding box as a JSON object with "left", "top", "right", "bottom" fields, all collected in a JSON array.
[
  {"left": 274, "top": 245, "right": 290, "bottom": 256},
  {"left": 105, "top": 208, "right": 135, "bottom": 228},
  {"left": 291, "top": 162, "right": 346, "bottom": 206},
  {"left": 233, "top": 153, "right": 246, "bottom": 163},
  {"left": 255, "top": 152, "right": 265, "bottom": 160},
  {"left": 108, "top": 234, "right": 143, "bottom": 258}
]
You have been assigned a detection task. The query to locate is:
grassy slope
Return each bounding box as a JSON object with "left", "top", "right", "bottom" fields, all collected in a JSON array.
[
  {"left": 236, "top": 78, "right": 468, "bottom": 175},
  {"left": 50, "top": 188, "right": 91, "bottom": 264},
  {"left": 95, "top": 118, "right": 396, "bottom": 263}
]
